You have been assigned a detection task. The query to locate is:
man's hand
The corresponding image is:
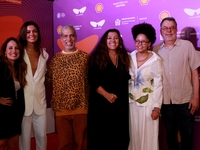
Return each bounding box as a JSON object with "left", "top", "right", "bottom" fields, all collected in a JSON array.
[{"left": 189, "top": 97, "right": 199, "bottom": 115}]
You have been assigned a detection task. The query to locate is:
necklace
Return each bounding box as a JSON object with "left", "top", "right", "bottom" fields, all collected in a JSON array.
[
  {"left": 136, "top": 52, "right": 149, "bottom": 62},
  {"left": 27, "top": 48, "right": 35, "bottom": 52}
]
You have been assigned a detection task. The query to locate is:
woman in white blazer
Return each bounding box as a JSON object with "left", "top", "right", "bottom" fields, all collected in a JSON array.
[{"left": 18, "top": 21, "right": 49, "bottom": 150}]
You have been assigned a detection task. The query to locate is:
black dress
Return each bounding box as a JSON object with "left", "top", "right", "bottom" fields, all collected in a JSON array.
[
  {"left": 87, "top": 58, "right": 130, "bottom": 150},
  {"left": 0, "top": 62, "right": 25, "bottom": 139}
]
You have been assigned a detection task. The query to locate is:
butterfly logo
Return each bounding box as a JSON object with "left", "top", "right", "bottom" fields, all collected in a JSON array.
[
  {"left": 184, "top": 8, "right": 200, "bottom": 16},
  {"left": 115, "top": 19, "right": 121, "bottom": 26},
  {"left": 90, "top": 20, "right": 105, "bottom": 27},
  {"left": 73, "top": 6, "right": 86, "bottom": 15}
]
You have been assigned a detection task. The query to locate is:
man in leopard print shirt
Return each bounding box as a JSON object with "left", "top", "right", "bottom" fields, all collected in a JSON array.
[{"left": 45, "top": 25, "right": 89, "bottom": 150}]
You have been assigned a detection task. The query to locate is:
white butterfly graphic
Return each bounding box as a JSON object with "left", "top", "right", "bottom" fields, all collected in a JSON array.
[
  {"left": 184, "top": 8, "right": 200, "bottom": 16},
  {"left": 90, "top": 20, "right": 105, "bottom": 27},
  {"left": 73, "top": 6, "right": 86, "bottom": 15}
]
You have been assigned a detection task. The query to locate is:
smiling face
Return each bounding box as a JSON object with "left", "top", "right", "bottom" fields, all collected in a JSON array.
[
  {"left": 135, "top": 34, "right": 151, "bottom": 53},
  {"left": 106, "top": 32, "right": 119, "bottom": 51},
  {"left": 5, "top": 40, "right": 20, "bottom": 63},
  {"left": 60, "top": 28, "right": 77, "bottom": 52},
  {"left": 160, "top": 20, "right": 177, "bottom": 43},
  {"left": 26, "top": 25, "right": 38, "bottom": 44}
]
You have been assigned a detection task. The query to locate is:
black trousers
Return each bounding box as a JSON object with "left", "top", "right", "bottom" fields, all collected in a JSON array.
[{"left": 161, "top": 102, "right": 194, "bottom": 150}]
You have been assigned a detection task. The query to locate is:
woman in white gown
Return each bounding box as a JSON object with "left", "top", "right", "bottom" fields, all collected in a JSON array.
[{"left": 128, "top": 23, "right": 163, "bottom": 150}]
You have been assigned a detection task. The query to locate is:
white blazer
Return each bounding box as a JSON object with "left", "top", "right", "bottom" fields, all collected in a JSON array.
[{"left": 24, "top": 49, "right": 49, "bottom": 116}]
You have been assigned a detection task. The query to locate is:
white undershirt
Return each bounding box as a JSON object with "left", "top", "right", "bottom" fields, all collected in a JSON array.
[{"left": 14, "top": 80, "right": 20, "bottom": 98}]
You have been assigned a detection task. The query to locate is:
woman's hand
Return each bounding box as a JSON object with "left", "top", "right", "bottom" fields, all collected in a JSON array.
[
  {"left": 0, "top": 97, "right": 13, "bottom": 106},
  {"left": 96, "top": 86, "right": 118, "bottom": 103},
  {"left": 104, "top": 93, "right": 118, "bottom": 103},
  {"left": 151, "top": 107, "right": 160, "bottom": 120}
]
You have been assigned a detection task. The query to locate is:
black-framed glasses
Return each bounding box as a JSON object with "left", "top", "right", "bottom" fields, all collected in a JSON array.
[
  {"left": 161, "top": 26, "right": 176, "bottom": 31},
  {"left": 135, "top": 40, "right": 149, "bottom": 45}
]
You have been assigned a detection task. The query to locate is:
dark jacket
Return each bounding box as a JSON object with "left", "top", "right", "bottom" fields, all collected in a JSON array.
[{"left": 0, "top": 61, "right": 25, "bottom": 139}]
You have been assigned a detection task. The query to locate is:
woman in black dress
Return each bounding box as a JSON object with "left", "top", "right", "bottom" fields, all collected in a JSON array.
[
  {"left": 87, "top": 29, "right": 130, "bottom": 150},
  {"left": 0, "top": 37, "right": 27, "bottom": 149}
]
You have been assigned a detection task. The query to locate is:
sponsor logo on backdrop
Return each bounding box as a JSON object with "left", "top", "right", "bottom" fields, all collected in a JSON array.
[
  {"left": 139, "top": 0, "right": 150, "bottom": 5},
  {"left": 195, "top": 115, "right": 200, "bottom": 122},
  {"left": 184, "top": 8, "right": 200, "bottom": 18},
  {"left": 90, "top": 20, "right": 105, "bottom": 29},
  {"left": 57, "top": 12, "right": 65, "bottom": 19},
  {"left": 95, "top": 3, "right": 103, "bottom": 13},
  {"left": 115, "top": 16, "right": 147, "bottom": 26},
  {"left": 74, "top": 25, "right": 82, "bottom": 30},
  {"left": 57, "top": 25, "right": 82, "bottom": 34},
  {"left": 73, "top": 6, "right": 86, "bottom": 16},
  {"left": 115, "top": 17, "right": 135, "bottom": 26},
  {"left": 138, "top": 17, "right": 147, "bottom": 22},
  {"left": 57, "top": 25, "right": 62, "bottom": 34},
  {"left": 159, "top": 10, "right": 170, "bottom": 20},
  {"left": 121, "top": 16, "right": 135, "bottom": 25},
  {"left": 178, "top": 30, "right": 199, "bottom": 39},
  {"left": 115, "top": 19, "right": 121, "bottom": 26},
  {"left": 113, "top": 1, "right": 128, "bottom": 8}
]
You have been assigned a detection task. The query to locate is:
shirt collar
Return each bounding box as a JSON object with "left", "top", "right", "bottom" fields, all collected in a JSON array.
[{"left": 160, "top": 38, "right": 180, "bottom": 48}]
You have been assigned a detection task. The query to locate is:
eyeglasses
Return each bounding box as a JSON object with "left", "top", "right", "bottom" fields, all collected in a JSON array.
[
  {"left": 161, "top": 26, "right": 176, "bottom": 31},
  {"left": 135, "top": 40, "right": 149, "bottom": 45}
]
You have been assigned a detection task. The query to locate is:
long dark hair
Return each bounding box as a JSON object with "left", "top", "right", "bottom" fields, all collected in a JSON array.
[
  {"left": 89, "top": 29, "right": 130, "bottom": 71},
  {"left": 18, "top": 21, "right": 44, "bottom": 56},
  {"left": 0, "top": 37, "right": 27, "bottom": 87}
]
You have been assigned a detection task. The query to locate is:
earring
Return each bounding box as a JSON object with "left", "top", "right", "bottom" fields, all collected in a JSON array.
[{"left": 5, "top": 55, "right": 6, "bottom": 57}]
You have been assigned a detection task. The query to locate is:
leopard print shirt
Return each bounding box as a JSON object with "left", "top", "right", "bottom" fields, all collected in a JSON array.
[{"left": 46, "top": 50, "right": 89, "bottom": 113}]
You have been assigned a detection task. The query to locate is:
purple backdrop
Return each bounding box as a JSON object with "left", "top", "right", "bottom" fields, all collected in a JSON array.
[
  {"left": 53, "top": 0, "right": 200, "bottom": 149},
  {"left": 53, "top": 0, "right": 200, "bottom": 53}
]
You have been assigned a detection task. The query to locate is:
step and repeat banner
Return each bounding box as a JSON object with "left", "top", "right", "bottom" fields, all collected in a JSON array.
[
  {"left": 53, "top": 0, "right": 200, "bottom": 53},
  {"left": 53, "top": 0, "right": 200, "bottom": 149}
]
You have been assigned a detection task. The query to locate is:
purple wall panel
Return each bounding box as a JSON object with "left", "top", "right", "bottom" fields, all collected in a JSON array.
[
  {"left": 53, "top": 0, "right": 200, "bottom": 54},
  {"left": 53, "top": 0, "right": 200, "bottom": 149}
]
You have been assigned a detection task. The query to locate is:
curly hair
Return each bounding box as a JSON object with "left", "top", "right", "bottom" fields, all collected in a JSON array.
[
  {"left": 89, "top": 29, "right": 130, "bottom": 71},
  {"left": 0, "top": 37, "right": 27, "bottom": 87},
  {"left": 131, "top": 22, "right": 156, "bottom": 47}
]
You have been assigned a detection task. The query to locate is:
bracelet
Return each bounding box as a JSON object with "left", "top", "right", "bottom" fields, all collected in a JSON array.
[{"left": 152, "top": 109, "right": 160, "bottom": 113}]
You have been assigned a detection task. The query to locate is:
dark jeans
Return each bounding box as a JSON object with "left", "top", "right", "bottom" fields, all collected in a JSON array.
[{"left": 161, "top": 102, "right": 194, "bottom": 150}]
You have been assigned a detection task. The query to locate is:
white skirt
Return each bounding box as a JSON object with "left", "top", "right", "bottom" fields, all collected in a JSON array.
[{"left": 128, "top": 102, "right": 159, "bottom": 150}]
